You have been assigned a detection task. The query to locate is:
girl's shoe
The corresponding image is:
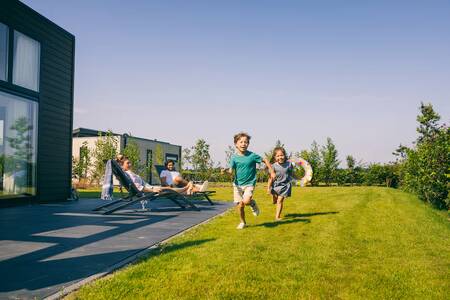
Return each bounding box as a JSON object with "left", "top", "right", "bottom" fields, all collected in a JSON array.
[{"left": 236, "top": 222, "right": 246, "bottom": 229}]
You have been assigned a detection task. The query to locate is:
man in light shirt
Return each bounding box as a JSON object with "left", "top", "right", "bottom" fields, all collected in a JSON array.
[{"left": 160, "top": 160, "right": 208, "bottom": 194}]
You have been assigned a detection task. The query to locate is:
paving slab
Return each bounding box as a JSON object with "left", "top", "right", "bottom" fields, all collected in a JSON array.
[{"left": 0, "top": 198, "right": 233, "bottom": 299}]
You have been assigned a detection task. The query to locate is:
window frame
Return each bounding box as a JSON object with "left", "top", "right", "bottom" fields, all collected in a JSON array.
[
  {"left": 0, "top": 23, "right": 41, "bottom": 100},
  {"left": 0, "top": 87, "right": 39, "bottom": 200},
  {"left": 0, "top": 22, "right": 8, "bottom": 82}
]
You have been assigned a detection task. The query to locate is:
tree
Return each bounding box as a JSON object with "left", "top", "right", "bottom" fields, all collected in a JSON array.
[
  {"left": 123, "top": 140, "right": 144, "bottom": 177},
  {"left": 397, "top": 103, "right": 449, "bottom": 209},
  {"left": 191, "top": 139, "right": 212, "bottom": 171},
  {"left": 92, "top": 130, "right": 118, "bottom": 184},
  {"left": 320, "top": 137, "right": 340, "bottom": 186},
  {"left": 346, "top": 155, "right": 356, "bottom": 186},
  {"left": 73, "top": 141, "right": 91, "bottom": 180},
  {"left": 151, "top": 144, "right": 165, "bottom": 183},
  {"left": 181, "top": 147, "right": 192, "bottom": 170}
]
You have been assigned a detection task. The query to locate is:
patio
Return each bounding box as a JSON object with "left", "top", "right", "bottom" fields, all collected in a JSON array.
[{"left": 0, "top": 198, "right": 232, "bottom": 299}]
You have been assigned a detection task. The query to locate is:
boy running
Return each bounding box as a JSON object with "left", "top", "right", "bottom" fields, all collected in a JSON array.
[{"left": 226, "top": 132, "right": 275, "bottom": 229}]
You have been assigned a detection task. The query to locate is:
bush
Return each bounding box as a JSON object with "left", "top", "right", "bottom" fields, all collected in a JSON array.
[{"left": 397, "top": 103, "right": 449, "bottom": 209}]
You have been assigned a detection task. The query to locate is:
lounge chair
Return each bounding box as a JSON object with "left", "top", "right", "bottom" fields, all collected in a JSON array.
[
  {"left": 155, "top": 165, "right": 216, "bottom": 205},
  {"left": 93, "top": 160, "right": 198, "bottom": 214}
]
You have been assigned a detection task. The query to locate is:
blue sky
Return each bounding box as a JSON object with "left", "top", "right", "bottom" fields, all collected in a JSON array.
[{"left": 24, "top": 0, "right": 450, "bottom": 166}]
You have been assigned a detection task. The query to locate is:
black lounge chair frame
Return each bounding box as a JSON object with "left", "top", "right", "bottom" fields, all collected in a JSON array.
[{"left": 155, "top": 165, "right": 216, "bottom": 205}]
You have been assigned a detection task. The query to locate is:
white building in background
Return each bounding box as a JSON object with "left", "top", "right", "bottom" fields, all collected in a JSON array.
[{"left": 72, "top": 128, "right": 181, "bottom": 185}]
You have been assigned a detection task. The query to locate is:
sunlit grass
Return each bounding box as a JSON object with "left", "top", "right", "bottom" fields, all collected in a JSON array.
[{"left": 70, "top": 187, "right": 450, "bottom": 299}]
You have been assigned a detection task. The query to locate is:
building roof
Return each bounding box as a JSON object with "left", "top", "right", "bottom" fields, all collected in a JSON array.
[
  {"left": 72, "top": 128, "right": 181, "bottom": 147},
  {"left": 72, "top": 127, "right": 119, "bottom": 137}
]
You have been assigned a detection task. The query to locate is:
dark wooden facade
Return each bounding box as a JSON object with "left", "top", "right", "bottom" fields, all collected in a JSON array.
[{"left": 0, "top": 0, "right": 75, "bottom": 205}]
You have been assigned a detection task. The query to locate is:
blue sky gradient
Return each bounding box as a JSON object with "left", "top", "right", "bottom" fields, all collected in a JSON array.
[{"left": 23, "top": 0, "right": 450, "bottom": 166}]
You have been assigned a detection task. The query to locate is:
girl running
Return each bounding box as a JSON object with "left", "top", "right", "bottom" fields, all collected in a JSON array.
[{"left": 267, "top": 147, "right": 295, "bottom": 221}]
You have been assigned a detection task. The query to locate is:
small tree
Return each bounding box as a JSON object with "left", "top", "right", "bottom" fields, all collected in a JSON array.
[
  {"left": 72, "top": 141, "right": 91, "bottom": 181},
  {"left": 397, "top": 102, "right": 449, "bottom": 209},
  {"left": 181, "top": 147, "right": 192, "bottom": 170},
  {"left": 321, "top": 137, "right": 340, "bottom": 186},
  {"left": 123, "top": 140, "right": 145, "bottom": 177},
  {"left": 191, "top": 139, "right": 212, "bottom": 171},
  {"left": 92, "top": 130, "right": 118, "bottom": 184},
  {"left": 151, "top": 144, "right": 165, "bottom": 183},
  {"left": 346, "top": 155, "right": 356, "bottom": 186}
]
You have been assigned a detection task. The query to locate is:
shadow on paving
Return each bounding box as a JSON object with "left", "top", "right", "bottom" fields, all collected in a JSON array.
[{"left": 0, "top": 198, "right": 231, "bottom": 298}]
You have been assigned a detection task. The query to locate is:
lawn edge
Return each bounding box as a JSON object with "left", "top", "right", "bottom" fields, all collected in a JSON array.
[{"left": 46, "top": 204, "right": 233, "bottom": 300}]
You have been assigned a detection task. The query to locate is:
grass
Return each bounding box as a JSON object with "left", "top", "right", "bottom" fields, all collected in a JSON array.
[{"left": 70, "top": 186, "right": 450, "bottom": 299}]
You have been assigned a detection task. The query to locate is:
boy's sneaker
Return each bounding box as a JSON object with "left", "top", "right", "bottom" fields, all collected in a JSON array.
[
  {"left": 250, "top": 200, "right": 260, "bottom": 216},
  {"left": 236, "top": 222, "right": 246, "bottom": 229}
]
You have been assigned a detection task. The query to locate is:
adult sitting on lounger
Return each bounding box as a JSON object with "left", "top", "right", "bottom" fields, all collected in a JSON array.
[
  {"left": 116, "top": 155, "right": 191, "bottom": 194},
  {"left": 116, "top": 155, "right": 163, "bottom": 193},
  {"left": 160, "top": 160, "right": 208, "bottom": 194}
]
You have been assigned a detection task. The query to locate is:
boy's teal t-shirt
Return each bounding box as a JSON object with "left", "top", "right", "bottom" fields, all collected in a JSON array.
[{"left": 230, "top": 151, "right": 262, "bottom": 186}]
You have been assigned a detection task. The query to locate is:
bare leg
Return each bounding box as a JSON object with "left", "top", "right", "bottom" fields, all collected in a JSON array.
[
  {"left": 237, "top": 201, "right": 246, "bottom": 224},
  {"left": 237, "top": 192, "right": 254, "bottom": 224},
  {"left": 275, "top": 196, "right": 285, "bottom": 220},
  {"left": 173, "top": 176, "right": 189, "bottom": 187},
  {"left": 272, "top": 194, "right": 277, "bottom": 204}
]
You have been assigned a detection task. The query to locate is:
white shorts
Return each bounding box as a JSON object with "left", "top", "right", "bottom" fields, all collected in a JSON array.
[{"left": 233, "top": 185, "right": 255, "bottom": 203}]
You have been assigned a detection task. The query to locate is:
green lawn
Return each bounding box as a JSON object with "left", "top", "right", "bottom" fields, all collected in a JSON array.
[{"left": 70, "top": 187, "right": 450, "bottom": 299}]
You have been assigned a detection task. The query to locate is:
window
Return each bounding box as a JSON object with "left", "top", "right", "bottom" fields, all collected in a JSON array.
[
  {"left": 13, "top": 31, "right": 40, "bottom": 91},
  {"left": 165, "top": 153, "right": 179, "bottom": 162},
  {"left": 0, "top": 90, "right": 38, "bottom": 198},
  {"left": 0, "top": 23, "right": 8, "bottom": 81}
]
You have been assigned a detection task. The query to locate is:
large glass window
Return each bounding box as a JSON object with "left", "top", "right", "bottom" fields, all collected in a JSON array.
[
  {"left": 0, "top": 23, "right": 8, "bottom": 81},
  {"left": 13, "top": 31, "right": 40, "bottom": 92},
  {"left": 0, "top": 90, "right": 38, "bottom": 198}
]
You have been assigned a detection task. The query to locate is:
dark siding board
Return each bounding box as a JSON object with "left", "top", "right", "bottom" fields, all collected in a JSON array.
[
  {"left": 38, "top": 125, "right": 72, "bottom": 137},
  {"left": 41, "top": 61, "right": 73, "bottom": 79},
  {"left": 40, "top": 74, "right": 72, "bottom": 89},
  {"left": 40, "top": 73, "right": 72, "bottom": 89},
  {"left": 41, "top": 57, "right": 73, "bottom": 75},
  {"left": 40, "top": 88, "right": 72, "bottom": 101},
  {"left": 42, "top": 44, "right": 74, "bottom": 61},
  {"left": 38, "top": 143, "right": 71, "bottom": 153},
  {"left": 39, "top": 135, "right": 71, "bottom": 144},
  {"left": 40, "top": 109, "right": 73, "bottom": 121},
  {"left": 39, "top": 170, "right": 71, "bottom": 177},
  {"left": 42, "top": 51, "right": 74, "bottom": 70},
  {"left": 39, "top": 104, "right": 72, "bottom": 117}
]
